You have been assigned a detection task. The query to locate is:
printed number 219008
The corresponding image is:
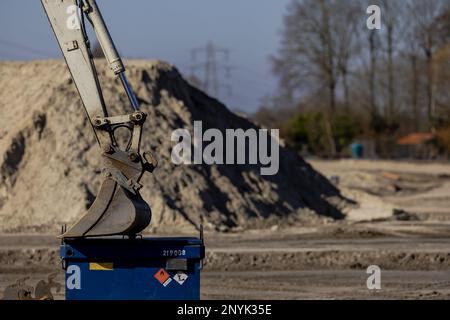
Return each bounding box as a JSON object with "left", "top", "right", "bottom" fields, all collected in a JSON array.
[{"left": 162, "top": 249, "right": 186, "bottom": 257}]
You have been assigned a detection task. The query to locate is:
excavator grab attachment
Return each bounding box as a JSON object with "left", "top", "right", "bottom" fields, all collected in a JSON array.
[{"left": 41, "top": 0, "right": 156, "bottom": 238}]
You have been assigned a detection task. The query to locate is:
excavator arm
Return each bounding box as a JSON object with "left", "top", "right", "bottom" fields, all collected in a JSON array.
[{"left": 41, "top": 0, "right": 157, "bottom": 238}]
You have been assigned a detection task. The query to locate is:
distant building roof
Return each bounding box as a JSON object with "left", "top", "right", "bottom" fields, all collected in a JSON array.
[{"left": 396, "top": 133, "right": 434, "bottom": 145}]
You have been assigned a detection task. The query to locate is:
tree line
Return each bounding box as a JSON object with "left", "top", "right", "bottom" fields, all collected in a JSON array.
[{"left": 254, "top": 0, "right": 450, "bottom": 158}]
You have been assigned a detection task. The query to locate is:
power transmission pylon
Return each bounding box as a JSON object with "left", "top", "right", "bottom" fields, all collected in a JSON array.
[{"left": 190, "top": 41, "right": 232, "bottom": 99}]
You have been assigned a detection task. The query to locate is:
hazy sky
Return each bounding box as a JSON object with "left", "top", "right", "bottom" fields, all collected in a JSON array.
[{"left": 0, "top": 0, "right": 291, "bottom": 112}]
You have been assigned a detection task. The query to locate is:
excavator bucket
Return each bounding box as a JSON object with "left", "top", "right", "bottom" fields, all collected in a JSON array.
[{"left": 61, "top": 178, "right": 151, "bottom": 238}]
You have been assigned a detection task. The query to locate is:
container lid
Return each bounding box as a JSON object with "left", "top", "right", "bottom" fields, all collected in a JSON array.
[{"left": 61, "top": 237, "right": 204, "bottom": 260}]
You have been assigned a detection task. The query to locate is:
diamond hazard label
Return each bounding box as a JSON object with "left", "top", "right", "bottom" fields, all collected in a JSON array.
[
  {"left": 154, "top": 268, "right": 172, "bottom": 286},
  {"left": 173, "top": 271, "right": 188, "bottom": 285}
]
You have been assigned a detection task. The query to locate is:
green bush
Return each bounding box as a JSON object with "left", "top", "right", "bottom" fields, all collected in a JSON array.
[{"left": 283, "top": 111, "right": 360, "bottom": 156}]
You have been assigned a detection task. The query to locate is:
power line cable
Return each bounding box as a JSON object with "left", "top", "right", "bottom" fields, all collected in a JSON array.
[{"left": 0, "top": 38, "right": 56, "bottom": 58}]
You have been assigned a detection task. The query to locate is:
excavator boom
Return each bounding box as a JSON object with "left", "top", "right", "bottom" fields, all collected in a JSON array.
[{"left": 41, "top": 0, "right": 156, "bottom": 238}]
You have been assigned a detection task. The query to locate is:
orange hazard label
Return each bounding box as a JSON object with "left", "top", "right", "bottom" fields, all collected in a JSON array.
[{"left": 154, "top": 268, "right": 171, "bottom": 286}]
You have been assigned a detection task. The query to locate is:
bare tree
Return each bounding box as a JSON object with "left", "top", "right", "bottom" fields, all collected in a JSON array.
[
  {"left": 274, "top": 0, "right": 364, "bottom": 154},
  {"left": 408, "top": 43, "right": 421, "bottom": 131},
  {"left": 409, "top": 0, "right": 447, "bottom": 129},
  {"left": 402, "top": 6, "right": 423, "bottom": 132},
  {"left": 368, "top": 30, "right": 379, "bottom": 121},
  {"left": 334, "top": 1, "right": 360, "bottom": 111},
  {"left": 273, "top": 0, "right": 336, "bottom": 103},
  {"left": 380, "top": 0, "right": 403, "bottom": 124}
]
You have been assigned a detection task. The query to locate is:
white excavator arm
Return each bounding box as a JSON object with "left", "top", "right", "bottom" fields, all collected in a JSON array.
[{"left": 41, "top": 0, "right": 157, "bottom": 238}]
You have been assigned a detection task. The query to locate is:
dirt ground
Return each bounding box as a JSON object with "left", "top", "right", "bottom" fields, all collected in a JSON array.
[{"left": 1, "top": 159, "right": 450, "bottom": 300}]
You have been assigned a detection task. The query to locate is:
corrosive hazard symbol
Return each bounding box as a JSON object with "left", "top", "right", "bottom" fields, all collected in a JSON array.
[
  {"left": 173, "top": 271, "right": 188, "bottom": 285},
  {"left": 154, "top": 268, "right": 172, "bottom": 287}
]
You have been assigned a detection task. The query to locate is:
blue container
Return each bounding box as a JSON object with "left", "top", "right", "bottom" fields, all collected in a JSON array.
[
  {"left": 350, "top": 143, "right": 364, "bottom": 159},
  {"left": 61, "top": 237, "right": 205, "bottom": 300}
]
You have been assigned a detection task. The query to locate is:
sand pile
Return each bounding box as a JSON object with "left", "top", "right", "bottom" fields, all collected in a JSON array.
[{"left": 0, "top": 60, "right": 347, "bottom": 233}]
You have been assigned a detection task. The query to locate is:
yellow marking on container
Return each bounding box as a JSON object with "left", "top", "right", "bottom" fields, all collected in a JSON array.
[{"left": 89, "top": 262, "right": 114, "bottom": 271}]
